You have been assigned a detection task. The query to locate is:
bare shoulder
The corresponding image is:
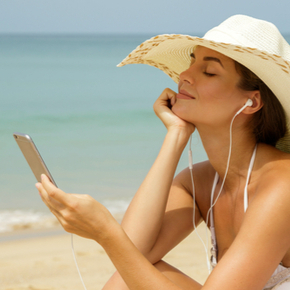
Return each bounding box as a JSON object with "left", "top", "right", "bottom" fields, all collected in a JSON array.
[
  {"left": 173, "top": 160, "right": 215, "bottom": 218},
  {"left": 258, "top": 143, "right": 290, "bottom": 167},
  {"left": 231, "top": 144, "right": 290, "bottom": 269},
  {"left": 255, "top": 143, "right": 290, "bottom": 192},
  {"left": 251, "top": 144, "right": 290, "bottom": 214},
  {"left": 173, "top": 160, "right": 214, "bottom": 193},
  {"left": 205, "top": 145, "right": 290, "bottom": 289}
]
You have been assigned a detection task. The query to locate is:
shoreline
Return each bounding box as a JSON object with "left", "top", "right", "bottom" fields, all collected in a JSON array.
[
  {"left": 0, "top": 209, "right": 125, "bottom": 241},
  {"left": 0, "top": 224, "right": 209, "bottom": 289},
  {"left": 0, "top": 225, "right": 65, "bottom": 243}
]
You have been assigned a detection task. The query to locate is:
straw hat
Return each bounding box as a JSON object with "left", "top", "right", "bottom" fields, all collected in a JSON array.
[{"left": 117, "top": 15, "right": 290, "bottom": 153}]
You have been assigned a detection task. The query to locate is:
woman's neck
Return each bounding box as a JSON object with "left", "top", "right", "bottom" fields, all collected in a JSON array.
[{"left": 197, "top": 123, "right": 257, "bottom": 192}]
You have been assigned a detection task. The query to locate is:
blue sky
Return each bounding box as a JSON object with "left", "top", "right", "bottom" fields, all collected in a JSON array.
[{"left": 0, "top": 0, "right": 289, "bottom": 35}]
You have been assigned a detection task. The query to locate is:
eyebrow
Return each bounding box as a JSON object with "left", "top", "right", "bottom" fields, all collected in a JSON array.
[{"left": 190, "top": 53, "right": 224, "bottom": 68}]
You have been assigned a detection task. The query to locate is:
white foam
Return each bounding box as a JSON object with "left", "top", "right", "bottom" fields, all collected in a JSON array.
[
  {"left": 103, "top": 199, "right": 130, "bottom": 216},
  {"left": 0, "top": 210, "right": 56, "bottom": 233},
  {"left": 0, "top": 199, "right": 130, "bottom": 233}
]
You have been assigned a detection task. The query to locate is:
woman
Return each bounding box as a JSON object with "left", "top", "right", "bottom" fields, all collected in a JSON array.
[{"left": 36, "top": 15, "right": 290, "bottom": 289}]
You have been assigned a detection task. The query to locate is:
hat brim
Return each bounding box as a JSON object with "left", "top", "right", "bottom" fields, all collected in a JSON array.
[{"left": 118, "top": 34, "right": 290, "bottom": 153}]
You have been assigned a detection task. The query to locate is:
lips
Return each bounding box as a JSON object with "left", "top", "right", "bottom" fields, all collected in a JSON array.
[{"left": 176, "top": 89, "right": 195, "bottom": 100}]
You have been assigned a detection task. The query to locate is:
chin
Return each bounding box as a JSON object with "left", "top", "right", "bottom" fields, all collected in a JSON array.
[
  {"left": 172, "top": 104, "right": 198, "bottom": 126},
  {"left": 172, "top": 103, "right": 189, "bottom": 119}
]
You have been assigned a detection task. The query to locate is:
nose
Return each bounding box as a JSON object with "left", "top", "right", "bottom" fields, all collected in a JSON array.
[{"left": 179, "top": 65, "right": 195, "bottom": 85}]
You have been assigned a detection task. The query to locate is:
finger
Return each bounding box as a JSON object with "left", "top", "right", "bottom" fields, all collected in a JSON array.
[
  {"left": 35, "top": 182, "right": 48, "bottom": 199},
  {"left": 170, "top": 94, "right": 176, "bottom": 106},
  {"left": 35, "top": 182, "right": 58, "bottom": 212},
  {"left": 160, "top": 88, "right": 176, "bottom": 102},
  {"left": 154, "top": 89, "right": 176, "bottom": 113},
  {"left": 36, "top": 181, "right": 69, "bottom": 224},
  {"left": 40, "top": 174, "right": 69, "bottom": 205}
]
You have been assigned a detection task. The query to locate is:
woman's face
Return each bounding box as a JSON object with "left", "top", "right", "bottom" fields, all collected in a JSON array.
[{"left": 172, "top": 46, "right": 249, "bottom": 129}]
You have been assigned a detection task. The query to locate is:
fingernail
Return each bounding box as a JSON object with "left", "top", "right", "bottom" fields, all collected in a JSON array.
[{"left": 41, "top": 174, "right": 45, "bottom": 180}]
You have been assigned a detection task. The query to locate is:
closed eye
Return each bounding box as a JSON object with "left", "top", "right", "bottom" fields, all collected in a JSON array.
[{"left": 204, "top": 72, "right": 216, "bottom": 77}]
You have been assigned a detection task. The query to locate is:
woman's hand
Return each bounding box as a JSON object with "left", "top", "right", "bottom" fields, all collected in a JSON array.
[
  {"left": 35, "top": 174, "right": 118, "bottom": 243},
  {"left": 153, "top": 88, "right": 195, "bottom": 135}
]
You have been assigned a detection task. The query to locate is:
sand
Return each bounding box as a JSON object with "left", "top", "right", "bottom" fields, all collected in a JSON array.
[{"left": 0, "top": 223, "right": 209, "bottom": 290}]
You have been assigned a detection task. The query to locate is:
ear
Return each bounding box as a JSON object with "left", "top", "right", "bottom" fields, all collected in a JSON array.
[{"left": 243, "top": 90, "right": 263, "bottom": 115}]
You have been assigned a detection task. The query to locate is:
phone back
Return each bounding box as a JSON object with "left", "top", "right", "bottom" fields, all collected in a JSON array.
[{"left": 13, "top": 132, "right": 56, "bottom": 186}]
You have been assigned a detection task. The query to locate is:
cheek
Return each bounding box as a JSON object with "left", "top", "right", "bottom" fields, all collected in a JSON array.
[
  {"left": 172, "top": 99, "right": 231, "bottom": 127},
  {"left": 200, "top": 84, "right": 222, "bottom": 102}
]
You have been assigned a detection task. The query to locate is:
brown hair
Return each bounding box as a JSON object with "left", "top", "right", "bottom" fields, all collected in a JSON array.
[{"left": 235, "top": 62, "right": 287, "bottom": 146}]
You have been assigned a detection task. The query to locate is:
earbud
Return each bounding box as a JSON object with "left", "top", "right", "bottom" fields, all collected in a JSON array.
[
  {"left": 245, "top": 99, "right": 253, "bottom": 107},
  {"left": 235, "top": 99, "right": 253, "bottom": 116}
]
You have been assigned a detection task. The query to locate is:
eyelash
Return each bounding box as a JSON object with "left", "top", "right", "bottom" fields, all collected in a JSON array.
[{"left": 203, "top": 72, "right": 216, "bottom": 77}]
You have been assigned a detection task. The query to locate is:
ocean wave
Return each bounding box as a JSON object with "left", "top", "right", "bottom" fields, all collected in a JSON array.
[
  {"left": 0, "top": 210, "right": 58, "bottom": 233},
  {"left": 0, "top": 199, "right": 129, "bottom": 233},
  {"left": 103, "top": 199, "right": 129, "bottom": 213}
]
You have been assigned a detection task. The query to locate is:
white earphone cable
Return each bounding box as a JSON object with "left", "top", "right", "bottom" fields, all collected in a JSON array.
[
  {"left": 188, "top": 136, "right": 211, "bottom": 272},
  {"left": 71, "top": 234, "right": 88, "bottom": 290},
  {"left": 189, "top": 101, "right": 251, "bottom": 272}
]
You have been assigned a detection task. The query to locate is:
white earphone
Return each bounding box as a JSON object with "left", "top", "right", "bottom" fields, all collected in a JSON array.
[
  {"left": 245, "top": 98, "right": 253, "bottom": 107},
  {"left": 235, "top": 99, "right": 253, "bottom": 116}
]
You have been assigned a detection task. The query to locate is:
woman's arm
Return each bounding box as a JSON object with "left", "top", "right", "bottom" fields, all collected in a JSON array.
[
  {"left": 103, "top": 166, "right": 202, "bottom": 289},
  {"left": 36, "top": 175, "right": 187, "bottom": 290},
  {"left": 121, "top": 129, "right": 191, "bottom": 254},
  {"left": 121, "top": 88, "right": 195, "bottom": 255},
  {"left": 36, "top": 163, "right": 290, "bottom": 290}
]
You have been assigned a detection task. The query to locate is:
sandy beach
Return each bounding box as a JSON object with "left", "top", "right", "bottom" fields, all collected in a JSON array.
[{"left": 0, "top": 222, "right": 209, "bottom": 290}]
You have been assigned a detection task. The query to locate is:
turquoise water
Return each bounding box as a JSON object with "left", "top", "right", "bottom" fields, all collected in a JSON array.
[
  {"left": 4, "top": 34, "right": 288, "bottom": 233},
  {"left": 0, "top": 34, "right": 207, "bottom": 231}
]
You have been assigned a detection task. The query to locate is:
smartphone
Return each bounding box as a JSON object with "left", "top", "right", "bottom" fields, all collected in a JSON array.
[{"left": 13, "top": 132, "right": 57, "bottom": 186}]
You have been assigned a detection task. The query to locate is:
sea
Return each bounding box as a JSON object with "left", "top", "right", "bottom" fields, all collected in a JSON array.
[
  {"left": 2, "top": 34, "right": 289, "bottom": 235},
  {"left": 0, "top": 34, "right": 208, "bottom": 234}
]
